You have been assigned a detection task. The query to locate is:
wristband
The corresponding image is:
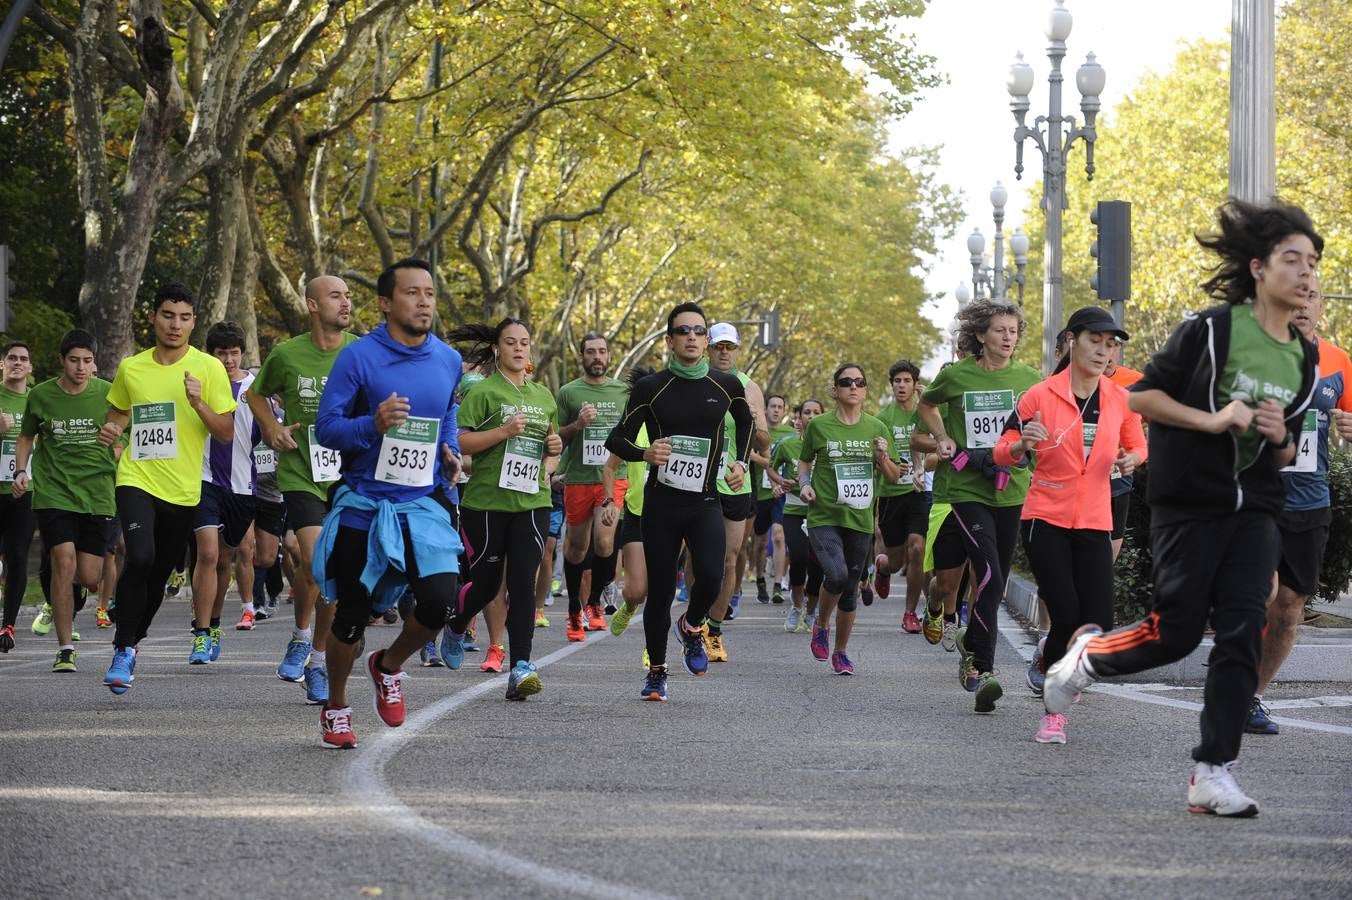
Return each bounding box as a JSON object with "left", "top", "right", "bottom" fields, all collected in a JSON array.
[{"left": 1275, "top": 430, "right": 1294, "bottom": 451}]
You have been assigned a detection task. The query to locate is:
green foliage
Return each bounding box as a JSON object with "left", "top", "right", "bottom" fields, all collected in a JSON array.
[
  {"left": 1322, "top": 448, "right": 1352, "bottom": 603},
  {"left": 3, "top": 300, "right": 76, "bottom": 381}
]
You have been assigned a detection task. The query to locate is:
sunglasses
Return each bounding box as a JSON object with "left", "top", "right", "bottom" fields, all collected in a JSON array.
[
  {"left": 669, "top": 325, "right": 708, "bottom": 336},
  {"left": 836, "top": 377, "right": 867, "bottom": 388},
  {"left": 712, "top": 342, "right": 738, "bottom": 351}
]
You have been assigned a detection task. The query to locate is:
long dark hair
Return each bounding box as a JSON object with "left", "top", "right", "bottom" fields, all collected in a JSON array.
[
  {"left": 445, "top": 318, "right": 530, "bottom": 371},
  {"left": 627, "top": 365, "right": 655, "bottom": 388},
  {"left": 955, "top": 299, "right": 1024, "bottom": 358},
  {"left": 1196, "top": 198, "right": 1323, "bottom": 305}
]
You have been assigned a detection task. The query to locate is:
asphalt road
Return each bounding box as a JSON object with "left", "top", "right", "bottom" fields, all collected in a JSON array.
[{"left": 2, "top": 585, "right": 1350, "bottom": 899}]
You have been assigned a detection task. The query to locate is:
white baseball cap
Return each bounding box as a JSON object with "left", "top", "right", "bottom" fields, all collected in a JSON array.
[{"left": 709, "top": 322, "right": 740, "bottom": 346}]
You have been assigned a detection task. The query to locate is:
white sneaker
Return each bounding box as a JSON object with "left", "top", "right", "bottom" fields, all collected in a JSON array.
[
  {"left": 940, "top": 620, "right": 957, "bottom": 652},
  {"left": 1043, "top": 624, "right": 1101, "bottom": 713},
  {"left": 784, "top": 606, "right": 801, "bottom": 633},
  {"left": 1187, "top": 761, "right": 1259, "bottom": 817}
]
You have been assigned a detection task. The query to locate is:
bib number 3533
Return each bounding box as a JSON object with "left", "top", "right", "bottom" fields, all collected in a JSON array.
[
  {"left": 658, "top": 435, "right": 711, "bottom": 492},
  {"left": 131, "top": 402, "right": 178, "bottom": 461},
  {"left": 375, "top": 416, "right": 438, "bottom": 487},
  {"left": 308, "top": 425, "right": 341, "bottom": 482}
]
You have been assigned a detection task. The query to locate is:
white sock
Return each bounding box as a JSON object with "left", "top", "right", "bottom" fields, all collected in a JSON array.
[
  {"left": 293, "top": 627, "right": 314, "bottom": 642},
  {"left": 59, "top": 643, "right": 74, "bottom": 652},
  {"left": 242, "top": 602, "right": 254, "bottom": 614},
  {"left": 309, "top": 649, "right": 326, "bottom": 669}
]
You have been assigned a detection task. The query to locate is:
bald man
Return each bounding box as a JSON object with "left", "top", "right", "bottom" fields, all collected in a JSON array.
[{"left": 245, "top": 276, "right": 356, "bottom": 704}]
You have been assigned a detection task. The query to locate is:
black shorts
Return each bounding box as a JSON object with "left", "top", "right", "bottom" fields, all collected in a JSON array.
[
  {"left": 194, "top": 483, "right": 257, "bottom": 549},
  {"left": 1110, "top": 490, "right": 1131, "bottom": 540},
  {"left": 104, "top": 516, "right": 122, "bottom": 554},
  {"left": 36, "top": 508, "right": 116, "bottom": 557},
  {"left": 878, "top": 491, "right": 932, "bottom": 547},
  {"left": 931, "top": 510, "right": 967, "bottom": 572},
  {"left": 719, "top": 491, "right": 755, "bottom": 523},
  {"left": 254, "top": 499, "right": 287, "bottom": 538},
  {"left": 753, "top": 497, "right": 785, "bottom": 535},
  {"left": 619, "top": 510, "right": 643, "bottom": 546},
  {"left": 1276, "top": 506, "right": 1332, "bottom": 597},
  {"left": 283, "top": 489, "right": 329, "bottom": 531}
]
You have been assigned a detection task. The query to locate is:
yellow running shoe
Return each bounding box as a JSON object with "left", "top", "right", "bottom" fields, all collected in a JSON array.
[
  {"left": 641, "top": 647, "right": 650, "bottom": 669},
  {"left": 921, "top": 603, "right": 944, "bottom": 645},
  {"left": 610, "top": 603, "right": 634, "bottom": 636},
  {"left": 704, "top": 632, "right": 728, "bottom": 663},
  {"left": 534, "top": 610, "right": 549, "bottom": 628}
]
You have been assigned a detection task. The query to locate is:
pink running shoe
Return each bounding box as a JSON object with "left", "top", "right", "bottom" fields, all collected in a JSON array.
[{"left": 1035, "top": 712, "right": 1067, "bottom": 744}]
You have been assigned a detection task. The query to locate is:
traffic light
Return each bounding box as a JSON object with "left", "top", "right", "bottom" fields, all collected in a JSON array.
[
  {"left": 0, "top": 246, "right": 14, "bottom": 332},
  {"left": 759, "top": 308, "right": 781, "bottom": 349},
  {"left": 1090, "top": 201, "right": 1131, "bottom": 301}
]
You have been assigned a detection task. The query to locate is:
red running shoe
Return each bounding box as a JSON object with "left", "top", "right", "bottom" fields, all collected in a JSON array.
[
  {"left": 321, "top": 705, "right": 357, "bottom": 749},
  {"left": 365, "top": 649, "right": 407, "bottom": 727}
]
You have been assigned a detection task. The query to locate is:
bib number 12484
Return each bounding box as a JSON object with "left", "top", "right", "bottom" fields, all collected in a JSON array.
[{"left": 131, "top": 402, "right": 178, "bottom": 461}]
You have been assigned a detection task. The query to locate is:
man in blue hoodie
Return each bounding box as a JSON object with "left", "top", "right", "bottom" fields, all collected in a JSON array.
[{"left": 312, "top": 258, "right": 463, "bottom": 749}]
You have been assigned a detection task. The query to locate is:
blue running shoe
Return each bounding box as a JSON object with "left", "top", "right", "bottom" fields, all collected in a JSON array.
[
  {"left": 461, "top": 633, "right": 480, "bottom": 653},
  {"left": 505, "top": 660, "right": 542, "bottom": 700},
  {"left": 104, "top": 647, "right": 135, "bottom": 694},
  {"left": 641, "top": 666, "right": 668, "bottom": 701},
  {"left": 675, "top": 583, "right": 689, "bottom": 604},
  {"left": 208, "top": 627, "right": 223, "bottom": 662},
  {"left": 440, "top": 626, "right": 465, "bottom": 670},
  {"left": 304, "top": 665, "right": 329, "bottom": 705},
  {"left": 277, "top": 638, "right": 311, "bottom": 682},
  {"left": 420, "top": 641, "right": 444, "bottom": 667},
  {"left": 1027, "top": 637, "right": 1046, "bottom": 697},
  {"left": 673, "top": 615, "right": 708, "bottom": 676},
  {"left": 1244, "top": 697, "right": 1279, "bottom": 735},
  {"left": 726, "top": 592, "right": 740, "bottom": 621},
  {"left": 189, "top": 632, "right": 211, "bottom": 665}
]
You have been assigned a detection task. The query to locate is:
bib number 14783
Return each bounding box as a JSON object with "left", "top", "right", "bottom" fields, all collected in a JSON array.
[{"left": 658, "top": 435, "right": 711, "bottom": 492}]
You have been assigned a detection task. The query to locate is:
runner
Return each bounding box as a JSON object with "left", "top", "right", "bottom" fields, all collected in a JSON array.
[
  {"left": 237, "top": 391, "right": 287, "bottom": 630},
  {"left": 605, "top": 302, "right": 753, "bottom": 701},
  {"left": 188, "top": 322, "right": 259, "bottom": 664},
  {"left": 918, "top": 299, "right": 1040, "bottom": 712},
  {"left": 602, "top": 366, "right": 655, "bottom": 648},
  {"left": 555, "top": 333, "right": 629, "bottom": 639},
  {"left": 246, "top": 275, "right": 355, "bottom": 705},
  {"left": 10, "top": 330, "right": 116, "bottom": 670},
  {"left": 1044, "top": 199, "right": 1321, "bottom": 815},
  {"left": 704, "top": 323, "right": 769, "bottom": 661},
  {"left": 98, "top": 283, "right": 236, "bottom": 694},
  {"left": 311, "top": 257, "right": 463, "bottom": 747},
  {"left": 0, "top": 341, "right": 34, "bottom": 651},
  {"left": 439, "top": 318, "right": 559, "bottom": 698},
  {"left": 992, "top": 306, "right": 1145, "bottom": 743},
  {"left": 1247, "top": 276, "right": 1352, "bottom": 734},
  {"left": 873, "top": 360, "right": 933, "bottom": 633},
  {"left": 769, "top": 399, "right": 825, "bottom": 632},
  {"left": 751, "top": 393, "right": 794, "bottom": 604},
  {"left": 798, "top": 364, "right": 901, "bottom": 674}
]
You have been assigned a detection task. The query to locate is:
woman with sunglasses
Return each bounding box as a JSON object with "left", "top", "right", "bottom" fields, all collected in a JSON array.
[
  {"left": 769, "top": 398, "right": 825, "bottom": 633},
  {"left": 917, "top": 299, "right": 1040, "bottom": 712},
  {"left": 797, "top": 364, "right": 901, "bottom": 674},
  {"left": 993, "top": 307, "right": 1146, "bottom": 744}
]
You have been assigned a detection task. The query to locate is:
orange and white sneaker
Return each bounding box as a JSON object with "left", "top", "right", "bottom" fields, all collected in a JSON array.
[
  {"left": 585, "top": 604, "right": 606, "bottom": 631},
  {"left": 480, "top": 642, "right": 506, "bottom": 673},
  {"left": 235, "top": 609, "right": 256, "bottom": 631},
  {"left": 321, "top": 705, "right": 357, "bottom": 749},
  {"left": 566, "top": 612, "right": 586, "bottom": 642}
]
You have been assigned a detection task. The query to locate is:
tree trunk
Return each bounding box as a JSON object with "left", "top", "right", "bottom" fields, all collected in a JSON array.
[
  {"left": 193, "top": 162, "right": 242, "bottom": 341},
  {"left": 227, "top": 169, "right": 262, "bottom": 366}
]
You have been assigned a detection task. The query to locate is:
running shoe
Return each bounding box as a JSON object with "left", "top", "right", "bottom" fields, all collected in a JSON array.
[
  {"left": 974, "top": 672, "right": 1002, "bottom": 712},
  {"left": 366, "top": 649, "right": 407, "bottom": 727},
  {"left": 795, "top": 614, "right": 811, "bottom": 634},
  {"left": 165, "top": 568, "right": 185, "bottom": 598},
  {"left": 830, "top": 650, "right": 854, "bottom": 675},
  {"left": 610, "top": 603, "right": 634, "bottom": 636},
  {"left": 641, "top": 648, "right": 650, "bottom": 669},
  {"left": 602, "top": 583, "right": 620, "bottom": 615},
  {"left": 756, "top": 578, "right": 769, "bottom": 603},
  {"left": 1187, "top": 761, "right": 1259, "bottom": 817},
  {"left": 1043, "top": 624, "right": 1101, "bottom": 714},
  {"left": 941, "top": 620, "right": 958, "bottom": 652},
  {"left": 726, "top": 592, "right": 739, "bottom": 621},
  {"left": 673, "top": 615, "right": 708, "bottom": 676},
  {"left": 873, "top": 554, "right": 891, "bottom": 599},
  {"left": 551, "top": 577, "right": 561, "bottom": 598},
  {"left": 381, "top": 607, "right": 399, "bottom": 625},
  {"left": 1035, "top": 712, "right": 1067, "bottom": 744},
  {"left": 53, "top": 647, "right": 77, "bottom": 673},
  {"left": 641, "top": 665, "right": 668, "bottom": 701},
  {"left": 784, "top": 606, "right": 801, "bottom": 633},
  {"left": 859, "top": 581, "right": 874, "bottom": 607},
  {"left": 440, "top": 626, "right": 465, "bottom": 670},
  {"left": 31, "top": 602, "right": 53, "bottom": 635},
  {"left": 505, "top": 660, "right": 542, "bottom": 700},
  {"left": 566, "top": 612, "right": 586, "bottom": 642},
  {"left": 534, "top": 610, "right": 550, "bottom": 628},
  {"left": 189, "top": 632, "right": 211, "bottom": 665},
  {"left": 675, "top": 582, "right": 689, "bottom": 604},
  {"left": 461, "top": 626, "right": 480, "bottom": 652},
  {"left": 304, "top": 665, "right": 329, "bottom": 705},
  {"left": 955, "top": 627, "right": 978, "bottom": 692},
  {"left": 254, "top": 603, "right": 272, "bottom": 622},
  {"left": 209, "top": 626, "right": 223, "bottom": 662},
  {"left": 480, "top": 643, "right": 506, "bottom": 673},
  {"left": 771, "top": 585, "right": 786, "bottom": 605},
  {"left": 0, "top": 624, "right": 14, "bottom": 652},
  {"left": 277, "top": 638, "right": 311, "bottom": 682},
  {"left": 104, "top": 647, "right": 135, "bottom": 694},
  {"left": 321, "top": 705, "right": 356, "bottom": 749},
  {"left": 957, "top": 600, "right": 968, "bottom": 626},
  {"left": 420, "top": 642, "right": 444, "bottom": 667},
  {"left": 1244, "top": 697, "right": 1280, "bottom": 735},
  {"left": 1027, "top": 637, "right": 1046, "bottom": 696},
  {"left": 810, "top": 624, "right": 830, "bottom": 661},
  {"left": 70, "top": 625, "right": 80, "bottom": 642},
  {"left": 901, "top": 611, "right": 921, "bottom": 634},
  {"left": 585, "top": 603, "right": 606, "bottom": 631},
  {"left": 236, "top": 609, "right": 256, "bottom": 631},
  {"left": 95, "top": 607, "right": 113, "bottom": 629},
  {"left": 704, "top": 632, "right": 728, "bottom": 663}
]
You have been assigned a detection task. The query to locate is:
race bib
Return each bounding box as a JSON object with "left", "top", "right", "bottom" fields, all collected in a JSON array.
[
  {"left": 962, "top": 390, "right": 1014, "bottom": 450},
  {"left": 253, "top": 443, "right": 277, "bottom": 474},
  {"left": 374, "top": 416, "right": 438, "bottom": 487},
  {"left": 834, "top": 462, "right": 874, "bottom": 509},
  {"left": 1082, "top": 422, "right": 1097, "bottom": 461},
  {"left": 0, "top": 438, "right": 16, "bottom": 481},
  {"left": 131, "top": 402, "right": 177, "bottom": 461},
  {"left": 1281, "top": 409, "right": 1319, "bottom": 474},
  {"left": 499, "top": 435, "right": 543, "bottom": 493},
  {"left": 307, "top": 425, "right": 341, "bottom": 482},
  {"left": 657, "top": 435, "right": 711, "bottom": 492},
  {"left": 762, "top": 467, "right": 773, "bottom": 490},
  {"left": 582, "top": 425, "right": 610, "bottom": 467}
]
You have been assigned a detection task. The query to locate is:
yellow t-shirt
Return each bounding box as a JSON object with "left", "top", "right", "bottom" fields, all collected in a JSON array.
[{"left": 107, "top": 346, "right": 236, "bottom": 506}]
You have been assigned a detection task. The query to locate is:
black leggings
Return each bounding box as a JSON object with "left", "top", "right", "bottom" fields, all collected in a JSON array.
[
  {"left": 0, "top": 492, "right": 35, "bottom": 628},
  {"left": 112, "top": 487, "right": 193, "bottom": 648},
  {"left": 949, "top": 501, "right": 1022, "bottom": 673},
  {"left": 1020, "top": 519, "right": 1113, "bottom": 669},
  {"left": 642, "top": 488, "right": 725, "bottom": 667},
  {"left": 782, "top": 514, "right": 823, "bottom": 597},
  {"left": 449, "top": 506, "right": 549, "bottom": 666},
  {"left": 329, "top": 524, "right": 458, "bottom": 645}
]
